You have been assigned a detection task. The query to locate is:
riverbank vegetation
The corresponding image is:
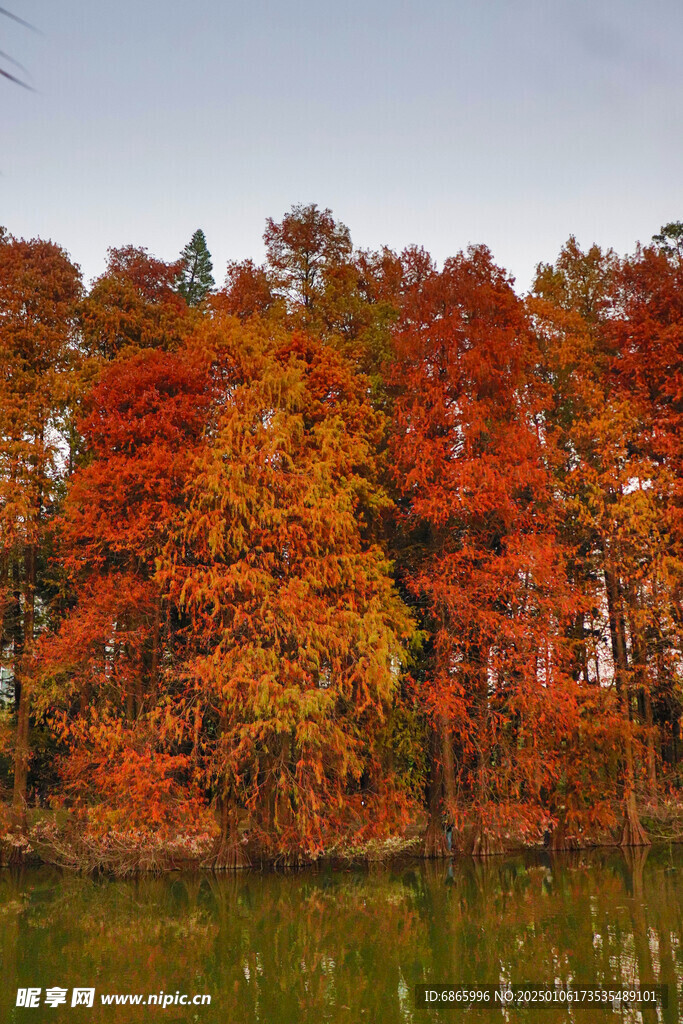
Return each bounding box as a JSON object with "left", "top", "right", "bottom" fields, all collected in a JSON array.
[{"left": 1, "top": 209, "right": 682, "bottom": 871}]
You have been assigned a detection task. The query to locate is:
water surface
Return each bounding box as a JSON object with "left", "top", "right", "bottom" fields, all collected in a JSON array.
[{"left": 1, "top": 847, "right": 681, "bottom": 1023}]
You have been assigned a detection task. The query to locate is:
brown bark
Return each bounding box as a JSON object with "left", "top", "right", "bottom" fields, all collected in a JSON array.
[
  {"left": 470, "top": 750, "right": 503, "bottom": 857},
  {"left": 549, "top": 810, "right": 579, "bottom": 851},
  {"left": 11, "top": 561, "right": 22, "bottom": 716},
  {"left": 274, "top": 731, "right": 293, "bottom": 832},
  {"left": 603, "top": 554, "right": 649, "bottom": 847},
  {"left": 212, "top": 793, "right": 249, "bottom": 870},
  {"left": 439, "top": 714, "right": 457, "bottom": 818},
  {"left": 209, "top": 708, "right": 248, "bottom": 868},
  {"left": 628, "top": 589, "right": 658, "bottom": 808},
  {"left": 621, "top": 743, "right": 650, "bottom": 847},
  {"left": 642, "top": 690, "right": 658, "bottom": 809},
  {"left": 469, "top": 644, "right": 501, "bottom": 857},
  {"left": 470, "top": 798, "right": 503, "bottom": 857},
  {"left": 570, "top": 611, "right": 589, "bottom": 683},
  {"left": 579, "top": 614, "right": 590, "bottom": 684},
  {"left": 0, "top": 549, "right": 8, "bottom": 664},
  {"left": 12, "top": 543, "right": 35, "bottom": 827},
  {"left": 79, "top": 682, "right": 90, "bottom": 715},
  {"left": 192, "top": 704, "right": 202, "bottom": 760},
  {"left": 422, "top": 725, "right": 448, "bottom": 858}
]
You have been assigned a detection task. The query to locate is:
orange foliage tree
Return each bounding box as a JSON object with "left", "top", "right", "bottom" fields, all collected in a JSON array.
[
  {"left": 79, "top": 246, "right": 189, "bottom": 360},
  {"left": 0, "top": 231, "right": 82, "bottom": 825},
  {"left": 160, "top": 317, "right": 414, "bottom": 864},
  {"left": 389, "top": 246, "right": 581, "bottom": 855},
  {"left": 4, "top": 208, "right": 683, "bottom": 862},
  {"left": 532, "top": 236, "right": 682, "bottom": 845},
  {"left": 610, "top": 242, "right": 683, "bottom": 791},
  {"left": 40, "top": 346, "right": 212, "bottom": 840}
]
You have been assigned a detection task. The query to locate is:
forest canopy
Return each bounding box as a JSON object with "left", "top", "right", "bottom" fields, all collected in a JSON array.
[{"left": 0, "top": 209, "right": 681, "bottom": 869}]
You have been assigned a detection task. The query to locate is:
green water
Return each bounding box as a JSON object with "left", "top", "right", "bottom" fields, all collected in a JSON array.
[{"left": 1, "top": 847, "right": 681, "bottom": 1023}]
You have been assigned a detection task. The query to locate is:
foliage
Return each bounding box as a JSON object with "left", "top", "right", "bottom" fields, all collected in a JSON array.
[
  {"left": 389, "top": 245, "right": 582, "bottom": 853},
  {"left": 1, "top": 209, "right": 682, "bottom": 865},
  {"left": 175, "top": 228, "right": 215, "bottom": 307},
  {"left": 79, "top": 246, "right": 188, "bottom": 359},
  {"left": 160, "top": 319, "right": 415, "bottom": 859}
]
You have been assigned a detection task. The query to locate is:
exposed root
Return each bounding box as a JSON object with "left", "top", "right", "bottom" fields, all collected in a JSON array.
[
  {"left": 620, "top": 794, "right": 650, "bottom": 848},
  {"left": 470, "top": 822, "right": 503, "bottom": 858},
  {"left": 549, "top": 816, "right": 579, "bottom": 851},
  {"left": 210, "top": 834, "right": 250, "bottom": 870},
  {"left": 422, "top": 815, "right": 449, "bottom": 858}
]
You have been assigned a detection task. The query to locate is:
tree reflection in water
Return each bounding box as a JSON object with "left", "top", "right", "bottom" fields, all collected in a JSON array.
[{"left": 0, "top": 848, "right": 681, "bottom": 1023}]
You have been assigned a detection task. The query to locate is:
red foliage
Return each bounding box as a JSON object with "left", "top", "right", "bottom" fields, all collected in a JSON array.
[
  {"left": 42, "top": 346, "right": 212, "bottom": 831},
  {"left": 390, "top": 247, "right": 580, "bottom": 850}
]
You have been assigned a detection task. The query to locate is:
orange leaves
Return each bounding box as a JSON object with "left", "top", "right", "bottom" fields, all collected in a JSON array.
[
  {"left": 39, "top": 311, "right": 415, "bottom": 859},
  {"left": 17, "top": 213, "right": 683, "bottom": 860},
  {"left": 79, "top": 246, "right": 188, "bottom": 361},
  {"left": 60, "top": 347, "right": 210, "bottom": 575},
  {"left": 159, "top": 320, "right": 414, "bottom": 853},
  {"left": 0, "top": 233, "right": 82, "bottom": 546},
  {"left": 57, "top": 719, "right": 210, "bottom": 836},
  {"left": 389, "top": 246, "right": 580, "bottom": 834},
  {"left": 39, "top": 344, "right": 215, "bottom": 834}
]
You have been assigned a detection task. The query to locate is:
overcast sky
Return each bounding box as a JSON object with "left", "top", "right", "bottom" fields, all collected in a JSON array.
[{"left": 2, "top": 0, "right": 681, "bottom": 291}]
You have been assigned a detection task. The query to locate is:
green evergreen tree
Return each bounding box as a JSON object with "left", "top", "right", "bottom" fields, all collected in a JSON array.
[{"left": 176, "top": 228, "right": 215, "bottom": 306}]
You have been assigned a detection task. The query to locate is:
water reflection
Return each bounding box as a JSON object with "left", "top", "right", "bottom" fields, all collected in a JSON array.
[{"left": 1, "top": 848, "right": 681, "bottom": 1023}]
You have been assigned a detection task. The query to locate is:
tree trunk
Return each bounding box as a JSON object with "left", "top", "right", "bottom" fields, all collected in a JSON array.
[
  {"left": 422, "top": 725, "right": 448, "bottom": 858},
  {"left": 628, "top": 588, "right": 658, "bottom": 808},
  {"left": 550, "top": 809, "right": 578, "bottom": 851},
  {"left": 11, "top": 561, "right": 22, "bottom": 717},
  {"left": 642, "top": 690, "right": 658, "bottom": 810},
  {"left": 469, "top": 646, "right": 501, "bottom": 857},
  {"left": 470, "top": 748, "right": 503, "bottom": 857},
  {"left": 274, "top": 731, "right": 293, "bottom": 833},
  {"left": 470, "top": 804, "right": 503, "bottom": 857},
  {"left": 12, "top": 544, "right": 35, "bottom": 827},
  {"left": 0, "top": 549, "right": 8, "bottom": 669},
  {"left": 212, "top": 793, "right": 249, "bottom": 870},
  {"left": 620, "top": 739, "right": 650, "bottom": 847},
  {"left": 439, "top": 714, "right": 457, "bottom": 818},
  {"left": 603, "top": 554, "right": 649, "bottom": 847}
]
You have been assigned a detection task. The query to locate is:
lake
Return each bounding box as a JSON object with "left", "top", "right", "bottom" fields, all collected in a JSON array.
[{"left": 1, "top": 846, "right": 681, "bottom": 1022}]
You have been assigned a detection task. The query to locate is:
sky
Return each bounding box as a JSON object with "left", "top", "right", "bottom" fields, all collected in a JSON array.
[{"left": 1, "top": 0, "right": 681, "bottom": 292}]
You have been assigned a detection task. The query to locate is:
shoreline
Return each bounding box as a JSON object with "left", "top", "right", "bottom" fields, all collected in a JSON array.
[{"left": 3, "top": 814, "right": 682, "bottom": 876}]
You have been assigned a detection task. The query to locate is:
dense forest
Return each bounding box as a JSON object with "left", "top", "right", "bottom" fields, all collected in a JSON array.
[{"left": 0, "top": 207, "right": 681, "bottom": 870}]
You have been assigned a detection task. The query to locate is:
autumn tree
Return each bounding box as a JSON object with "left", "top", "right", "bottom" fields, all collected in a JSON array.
[
  {"left": 5, "top": 209, "right": 681, "bottom": 861},
  {"left": 610, "top": 242, "right": 683, "bottom": 782},
  {"left": 214, "top": 259, "right": 275, "bottom": 321},
  {"left": 160, "top": 317, "right": 414, "bottom": 865},
  {"left": 263, "top": 205, "right": 403, "bottom": 377},
  {"left": 79, "top": 246, "right": 188, "bottom": 360},
  {"left": 390, "top": 246, "right": 580, "bottom": 856},
  {"left": 532, "top": 236, "right": 668, "bottom": 844},
  {"left": 0, "top": 233, "right": 82, "bottom": 824},
  {"left": 40, "top": 346, "right": 213, "bottom": 840},
  {"left": 264, "top": 203, "right": 352, "bottom": 314}
]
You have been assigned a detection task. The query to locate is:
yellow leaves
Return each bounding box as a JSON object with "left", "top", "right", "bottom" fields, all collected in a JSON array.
[{"left": 145, "top": 321, "right": 415, "bottom": 848}]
